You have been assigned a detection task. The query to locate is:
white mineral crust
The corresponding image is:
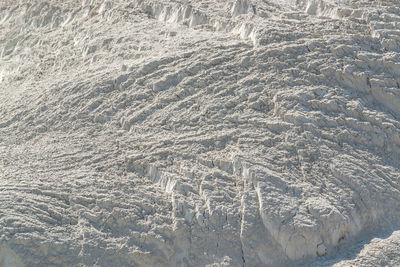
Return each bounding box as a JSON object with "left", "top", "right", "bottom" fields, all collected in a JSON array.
[{"left": 0, "top": 0, "right": 399, "bottom": 266}]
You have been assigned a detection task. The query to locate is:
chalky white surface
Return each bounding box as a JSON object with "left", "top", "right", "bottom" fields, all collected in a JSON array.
[{"left": 0, "top": 0, "right": 400, "bottom": 266}]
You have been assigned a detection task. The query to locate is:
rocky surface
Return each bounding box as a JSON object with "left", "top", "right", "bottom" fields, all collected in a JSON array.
[{"left": 0, "top": 0, "right": 399, "bottom": 266}]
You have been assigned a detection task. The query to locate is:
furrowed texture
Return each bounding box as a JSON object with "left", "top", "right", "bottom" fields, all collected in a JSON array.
[{"left": 0, "top": 0, "right": 399, "bottom": 266}]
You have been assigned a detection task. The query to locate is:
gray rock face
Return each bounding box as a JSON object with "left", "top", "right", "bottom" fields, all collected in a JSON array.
[{"left": 0, "top": 0, "right": 400, "bottom": 266}]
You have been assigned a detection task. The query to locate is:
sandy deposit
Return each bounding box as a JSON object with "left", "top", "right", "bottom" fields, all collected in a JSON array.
[{"left": 0, "top": 0, "right": 400, "bottom": 266}]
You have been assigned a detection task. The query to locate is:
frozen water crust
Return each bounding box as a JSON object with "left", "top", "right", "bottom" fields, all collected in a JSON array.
[{"left": 0, "top": 0, "right": 400, "bottom": 266}]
